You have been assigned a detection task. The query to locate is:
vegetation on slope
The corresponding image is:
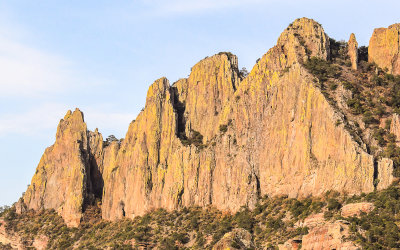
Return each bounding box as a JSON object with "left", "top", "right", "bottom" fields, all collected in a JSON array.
[
  {"left": 0, "top": 194, "right": 322, "bottom": 249},
  {"left": 304, "top": 38, "right": 400, "bottom": 177},
  {"left": 3, "top": 184, "right": 400, "bottom": 249}
]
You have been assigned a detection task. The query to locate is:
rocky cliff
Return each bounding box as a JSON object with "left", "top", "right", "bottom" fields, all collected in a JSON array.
[
  {"left": 19, "top": 17, "right": 398, "bottom": 226},
  {"left": 369, "top": 23, "right": 400, "bottom": 74},
  {"left": 19, "top": 109, "right": 104, "bottom": 226}
]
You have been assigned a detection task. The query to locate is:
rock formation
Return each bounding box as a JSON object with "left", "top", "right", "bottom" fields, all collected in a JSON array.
[
  {"left": 348, "top": 33, "right": 358, "bottom": 70},
  {"left": 341, "top": 202, "right": 374, "bottom": 217},
  {"left": 283, "top": 207, "right": 374, "bottom": 250},
  {"left": 212, "top": 228, "right": 253, "bottom": 250},
  {"left": 390, "top": 113, "right": 400, "bottom": 145},
  {"left": 20, "top": 109, "right": 104, "bottom": 227},
  {"left": 369, "top": 23, "right": 400, "bottom": 75},
  {"left": 300, "top": 220, "right": 360, "bottom": 250},
  {"left": 18, "top": 17, "right": 396, "bottom": 226}
]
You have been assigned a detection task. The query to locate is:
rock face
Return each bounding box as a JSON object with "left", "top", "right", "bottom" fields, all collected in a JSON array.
[
  {"left": 390, "top": 113, "right": 400, "bottom": 145},
  {"left": 341, "top": 202, "right": 375, "bottom": 217},
  {"left": 369, "top": 23, "right": 400, "bottom": 75},
  {"left": 173, "top": 53, "right": 240, "bottom": 142},
  {"left": 284, "top": 203, "right": 376, "bottom": 250},
  {"left": 348, "top": 33, "right": 358, "bottom": 70},
  {"left": 20, "top": 109, "right": 104, "bottom": 227},
  {"left": 377, "top": 158, "right": 394, "bottom": 191},
  {"left": 301, "top": 220, "right": 360, "bottom": 250},
  {"left": 19, "top": 17, "right": 396, "bottom": 225}
]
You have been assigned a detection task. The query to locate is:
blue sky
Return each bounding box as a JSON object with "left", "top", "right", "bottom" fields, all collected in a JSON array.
[{"left": 0, "top": 0, "right": 399, "bottom": 206}]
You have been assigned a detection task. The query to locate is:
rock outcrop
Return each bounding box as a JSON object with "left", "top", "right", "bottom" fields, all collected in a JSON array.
[
  {"left": 212, "top": 228, "right": 253, "bottom": 250},
  {"left": 19, "top": 17, "right": 396, "bottom": 225},
  {"left": 377, "top": 158, "right": 394, "bottom": 191},
  {"left": 348, "top": 33, "right": 358, "bottom": 70},
  {"left": 173, "top": 53, "right": 240, "bottom": 142},
  {"left": 284, "top": 204, "right": 378, "bottom": 250},
  {"left": 301, "top": 220, "right": 360, "bottom": 250},
  {"left": 20, "top": 109, "right": 104, "bottom": 227},
  {"left": 390, "top": 113, "right": 400, "bottom": 145},
  {"left": 369, "top": 23, "right": 400, "bottom": 75},
  {"left": 279, "top": 237, "right": 301, "bottom": 250},
  {"left": 341, "top": 202, "right": 374, "bottom": 217}
]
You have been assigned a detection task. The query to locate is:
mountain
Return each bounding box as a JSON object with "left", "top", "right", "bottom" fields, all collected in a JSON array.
[
  {"left": 3, "top": 17, "right": 400, "bottom": 249},
  {"left": 17, "top": 17, "right": 400, "bottom": 225}
]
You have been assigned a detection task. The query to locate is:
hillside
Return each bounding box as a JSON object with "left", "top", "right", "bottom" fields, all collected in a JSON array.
[
  {"left": 3, "top": 185, "right": 400, "bottom": 249},
  {"left": 2, "top": 17, "right": 400, "bottom": 249}
]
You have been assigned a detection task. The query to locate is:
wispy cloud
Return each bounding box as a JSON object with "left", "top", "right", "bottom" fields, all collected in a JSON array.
[
  {"left": 139, "top": 0, "right": 270, "bottom": 17},
  {"left": 0, "top": 103, "right": 69, "bottom": 137},
  {"left": 0, "top": 37, "right": 76, "bottom": 98}
]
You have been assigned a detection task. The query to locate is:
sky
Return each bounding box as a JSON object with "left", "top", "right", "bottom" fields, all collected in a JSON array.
[{"left": 0, "top": 0, "right": 399, "bottom": 206}]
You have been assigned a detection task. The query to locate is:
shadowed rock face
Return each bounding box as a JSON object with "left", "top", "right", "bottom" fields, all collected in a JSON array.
[
  {"left": 20, "top": 18, "right": 396, "bottom": 225},
  {"left": 369, "top": 23, "right": 400, "bottom": 75}
]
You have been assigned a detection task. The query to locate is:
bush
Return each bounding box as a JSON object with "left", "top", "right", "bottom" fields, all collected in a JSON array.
[
  {"left": 347, "top": 98, "right": 364, "bottom": 115},
  {"left": 234, "top": 208, "right": 254, "bottom": 232},
  {"left": 362, "top": 111, "right": 378, "bottom": 125},
  {"left": 327, "top": 198, "right": 342, "bottom": 211},
  {"left": 180, "top": 130, "right": 204, "bottom": 148},
  {"left": 219, "top": 124, "right": 228, "bottom": 133},
  {"left": 304, "top": 57, "right": 341, "bottom": 83},
  {"left": 239, "top": 67, "right": 249, "bottom": 78},
  {"left": 373, "top": 128, "right": 387, "bottom": 146}
]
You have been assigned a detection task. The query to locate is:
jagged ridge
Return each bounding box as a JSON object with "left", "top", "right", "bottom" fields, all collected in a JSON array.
[{"left": 17, "top": 17, "right": 400, "bottom": 227}]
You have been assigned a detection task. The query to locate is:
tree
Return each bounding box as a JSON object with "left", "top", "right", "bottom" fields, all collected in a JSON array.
[
  {"left": 239, "top": 67, "right": 249, "bottom": 78},
  {"left": 106, "top": 135, "right": 119, "bottom": 144}
]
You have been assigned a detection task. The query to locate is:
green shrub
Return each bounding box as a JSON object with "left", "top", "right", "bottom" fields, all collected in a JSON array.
[
  {"left": 304, "top": 57, "right": 341, "bottom": 83},
  {"left": 234, "top": 208, "right": 254, "bottom": 232},
  {"left": 219, "top": 124, "right": 228, "bottom": 133},
  {"left": 327, "top": 198, "right": 342, "bottom": 211},
  {"left": 347, "top": 98, "right": 364, "bottom": 115},
  {"left": 362, "top": 111, "right": 378, "bottom": 125}
]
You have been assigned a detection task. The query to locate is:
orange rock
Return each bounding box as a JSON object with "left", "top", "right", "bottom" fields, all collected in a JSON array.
[
  {"left": 301, "top": 220, "right": 360, "bottom": 250},
  {"left": 341, "top": 202, "right": 374, "bottom": 217},
  {"left": 369, "top": 23, "right": 400, "bottom": 75},
  {"left": 296, "top": 213, "right": 325, "bottom": 228},
  {"left": 20, "top": 18, "right": 395, "bottom": 224},
  {"left": 348, "top": 33, "right": 358, "bottom": 70},
  {"left": 20, "top": 109, "right": 105, "bottom": 227},
  {"left": 279, "top": 237, "right": 302, "bottom": 250}
]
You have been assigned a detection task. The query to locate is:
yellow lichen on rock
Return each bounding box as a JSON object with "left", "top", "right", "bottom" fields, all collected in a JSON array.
[
  {"left": 369, "top": 23, "right": 400, "bottom": 74},
  {"left": 20, "top": 18, "right": 396, "bottom": 224},
  {"left": 348, "top": 33, "right": 358, "bottom": 70},
  {"left": 21, "top": 108, "right": 106, "bottom": 227}
]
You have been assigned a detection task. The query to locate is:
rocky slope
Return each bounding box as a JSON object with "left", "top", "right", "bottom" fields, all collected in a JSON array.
[{"left": 17, "top": 17, "right": 400, "bottom": 227}]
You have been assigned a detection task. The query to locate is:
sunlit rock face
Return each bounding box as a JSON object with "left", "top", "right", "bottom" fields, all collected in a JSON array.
[
  {"left": 21, "top": 18, "right": 395, "bottom": 225},
  {"left": 369, "top": 23, "right": 400, "bottom": 75},
  {"left": 20, "top": 109, "right": 104, "bottom": 227},
  {"left": 348, "top": 33, "right": 358, "bottom": 70}
]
